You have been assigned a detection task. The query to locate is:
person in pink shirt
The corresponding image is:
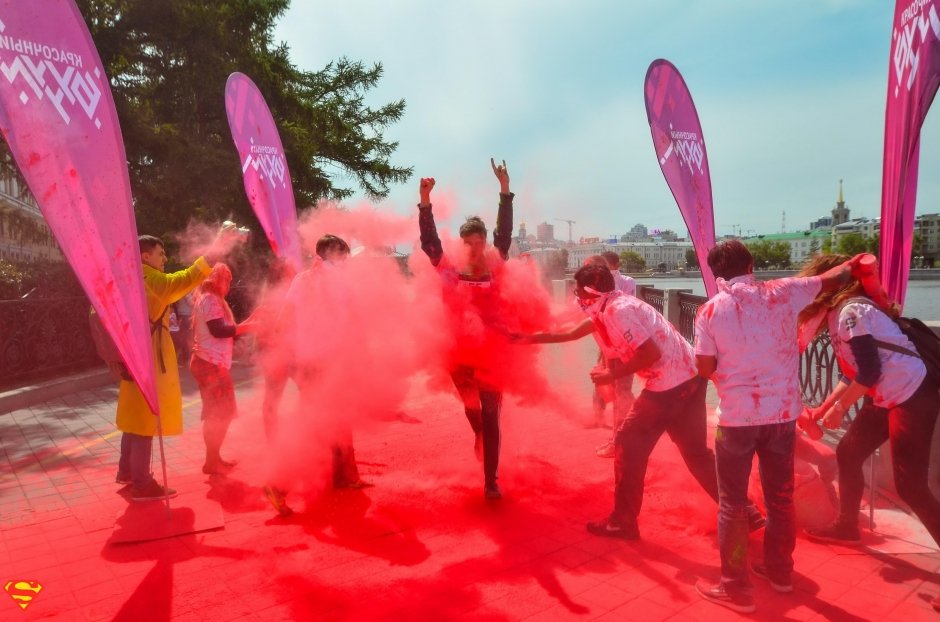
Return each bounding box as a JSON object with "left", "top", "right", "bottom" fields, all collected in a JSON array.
[{"left": 693, "top": 240, "right": 855, "bottom": 614}]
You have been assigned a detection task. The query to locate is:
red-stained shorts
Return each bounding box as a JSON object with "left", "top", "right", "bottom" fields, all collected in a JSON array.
[{"left": 190, "top": 355, "right": 237, "bottom": 421}]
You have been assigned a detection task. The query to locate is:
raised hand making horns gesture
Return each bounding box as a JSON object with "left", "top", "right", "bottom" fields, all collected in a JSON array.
[{"left": 491, "top": 158, "right": 510, "bottom": 194}]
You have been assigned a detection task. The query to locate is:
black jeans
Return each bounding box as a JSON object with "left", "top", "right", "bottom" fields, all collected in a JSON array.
[
  {"left": 835, "top": 378, "right": 940, "bottom": 546},
  {"left": 612, "top": 376, "right": 717, "bottom": 524},
  {"left": 452, "top": 366, "right": 502, "bottom": 487},
  {"left": 716, "top": 421, "right": 797, "bottom": 590}
]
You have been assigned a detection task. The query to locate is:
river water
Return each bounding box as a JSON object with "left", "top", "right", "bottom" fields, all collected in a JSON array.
[{"left": 634, "top": 276, "right": 940, "bottom": 321}]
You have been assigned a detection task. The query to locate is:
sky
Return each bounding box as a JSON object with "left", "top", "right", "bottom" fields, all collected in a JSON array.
[{"left": 273, "top": 0, "right": 939, "bottom": 242}]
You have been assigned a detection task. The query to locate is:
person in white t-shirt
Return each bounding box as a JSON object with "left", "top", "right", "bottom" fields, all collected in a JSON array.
[
  {"left": 693, "top": 241, "right": 855, "bottom": 614},
  {"left": 601, "top": 251, "right": 636, "bottom": 296},
  {"left": 521, "top": 263, "right": 763, "bottom": 540},
  {"left": 556, "top": 255, "right": 635, "bottom": 453},
  {"left": 795, "top": 254, "right": 940, "bottom": 554},
  {"left": 190, "top": 263, "right": 252, "bottom": 475}
]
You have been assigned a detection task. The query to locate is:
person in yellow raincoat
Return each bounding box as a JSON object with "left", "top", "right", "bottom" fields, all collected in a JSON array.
[{"left": 116, "top": 233, "right": 227, "bottom": 501}]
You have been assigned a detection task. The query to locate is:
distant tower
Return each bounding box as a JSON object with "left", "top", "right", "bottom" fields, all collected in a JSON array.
[
  {"left": 832, "top": 179, "right": 850, "bottom": 225},
  {"left": 781, "top": 210, "right": 786, "bottom": 234},
  {"left": 518, "top": 221, "right": 527, "bottom": 240}
]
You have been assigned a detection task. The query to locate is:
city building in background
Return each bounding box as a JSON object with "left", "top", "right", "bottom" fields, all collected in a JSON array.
[{"left": 0, "top": 173, "right": 61, "bottom": 262}]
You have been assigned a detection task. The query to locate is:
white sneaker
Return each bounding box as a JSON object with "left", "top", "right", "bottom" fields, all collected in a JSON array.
[{"left": 596, "top": 441, "right": 615, "bottom": 458}]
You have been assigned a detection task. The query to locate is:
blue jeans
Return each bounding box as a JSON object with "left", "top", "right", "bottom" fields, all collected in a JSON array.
[
  {"left": 716, "top": 421, "right": 796, "bottom": 590},
  {"left": 117, "top": 432, "right": 154, "bottom": 489}
]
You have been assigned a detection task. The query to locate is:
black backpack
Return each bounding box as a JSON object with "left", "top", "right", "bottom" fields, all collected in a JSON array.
[
  {"left": 88, "top": 305, "right": 169, "bottom": 381},
  {"left": 871, "top": 316, "right": 940, "bottom": 386}
]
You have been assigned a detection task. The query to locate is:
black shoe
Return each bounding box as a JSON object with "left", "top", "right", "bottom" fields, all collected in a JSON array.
[
  {"left": 130, "top": 481, "right": 177, "bottom": 502},
  {"left": 752, "top": 564, "right": 793, "bottom": 593},
  {"left": 804, "top": 521, "right": 860, "bottom": 545},
  {"left": 484, "top": 483, "right": 502, "bottom": 500},
  {"left": 586, "top": 517, "right": 639, "bottom": 540},
  {"left": 696, "top": 581, "right": 755, "bottom": 613}
]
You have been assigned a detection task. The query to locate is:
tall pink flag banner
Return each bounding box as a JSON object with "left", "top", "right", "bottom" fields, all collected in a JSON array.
[
  {"left": 644, "top": 59, "right": 717, "bottom": 298},
  {"left": 0, "top": 1, "right": 159, "bottom": 412},
  {"left": 224, "top": 72, "right": 302, "bottom": 271},
  {"left": 880, "top": 0, "right": 940, "bottom": 307}
]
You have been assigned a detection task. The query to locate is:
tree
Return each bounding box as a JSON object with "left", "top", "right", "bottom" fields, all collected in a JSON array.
[
  {"left": 808, "top": 238, "right": 820, "bottom": 257},
  {"left": 821, "top": 237, "right": 832, "bottom": 254},
  {"left": 836, "top": 233, "right": 869, "bottom": 256},
  {"left": 684, "top": 248, "right": 699, "bottom": 269},
  {"left": 747, "top": 239, "right": 791, "bottom": 269},
  {"left": 619, "top": 251, "right": 646, "bottom": 272},
  {"left": 66, "top": 0, "right": 411, "bottom": 245}
]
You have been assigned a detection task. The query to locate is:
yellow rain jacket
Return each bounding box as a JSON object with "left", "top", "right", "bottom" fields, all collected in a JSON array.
[{"left": 115, "top": 258, "right": 212, "bottom": 436}]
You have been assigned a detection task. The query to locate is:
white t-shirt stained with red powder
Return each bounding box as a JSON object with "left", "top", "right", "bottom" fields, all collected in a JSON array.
[
  {"left": 192, "top": 293, "right": 235, "bottom": 369},
  {"left": 829, "top": 300, "right": 926, "bottom": 408},
  {"left": 694, "top": 274, "right": 822, "bottom": 427},
  {"left": 594, "top": 292, "right": 697, "bottom": 392}
]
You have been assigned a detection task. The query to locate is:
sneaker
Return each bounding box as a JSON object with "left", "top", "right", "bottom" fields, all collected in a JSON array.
[
  {"left": 804, "top": 521, "right": 861, "bottom": 545},
  {"left": 474, "top": 432, "right": 484, "bottom": 462},
  {"left": 130, "top": 481, "right": 178, "bottom": 502},
  {"left": 484, "top": 483, "right": 502, "bottom": 500},
  {"left": 263, "top": 485, "right": 293, "bottom": 517},
  {"left": 695, "top": 580, "right": 756, "bottom": 614},
  {"left": 752, "top": 564, "right": 793, "bottom": 593},
  {"left": 586, "top": 517, "right": 639, "bottom": 541},
  {"left": 595, "top": 440, "right": 615, "bottom": 459}
]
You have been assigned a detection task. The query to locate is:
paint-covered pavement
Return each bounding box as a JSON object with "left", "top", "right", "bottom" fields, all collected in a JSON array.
[{"left": 2, "top": 343, "right": 939, "bottom": 621}]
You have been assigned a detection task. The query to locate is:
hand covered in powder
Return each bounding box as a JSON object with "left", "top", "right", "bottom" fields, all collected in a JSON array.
[{"left": 419, "top": 177, "right": 435, "bottom": 204}]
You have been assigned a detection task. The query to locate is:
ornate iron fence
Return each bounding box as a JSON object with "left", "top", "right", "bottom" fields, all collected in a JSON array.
[
  {"left": 0, "top": 287, "right": 258, "bottom": 390},
  {"left": 0, "top": 296, "right": 100, "bottom": 388},
  {"left": 639, "top": 287, "right": 664, "bottom": 314},
  {"left": 677, "top": 291, "right": 702, "bottom": 344}
]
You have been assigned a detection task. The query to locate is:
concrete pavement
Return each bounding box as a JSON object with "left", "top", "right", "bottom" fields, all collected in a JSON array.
[{"left": 1, "top": 343, "right": 939, "bottom": 621}]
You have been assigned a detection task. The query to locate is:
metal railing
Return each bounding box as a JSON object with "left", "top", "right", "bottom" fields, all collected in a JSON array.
[
  {"left": 653, "top": 289, "right": 848, "bottom": 415},
  {"left": 0, "top": 287, "right": 256, "bottom": 390},
  {"left": 677, "top": 291, "right": 701, "bottom": 345},
  {"left": 640, "top": 287, "right": 664, "bottom": 314},
  {"left": 0, "top": 296, "right": 100, "bottom": 388}
]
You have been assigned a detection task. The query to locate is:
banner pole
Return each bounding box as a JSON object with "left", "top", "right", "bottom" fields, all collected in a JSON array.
[{"left": 155, "top": 416, "right": 172, "bottom": 518}]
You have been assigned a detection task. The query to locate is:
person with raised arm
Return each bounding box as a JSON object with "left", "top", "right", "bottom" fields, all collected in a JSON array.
[{"left": 417, "top": 158, "right": 513, "bottom": 500}]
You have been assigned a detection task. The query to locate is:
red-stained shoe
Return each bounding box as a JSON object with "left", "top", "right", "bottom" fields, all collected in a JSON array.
[{"left": 695, "top": 581, "right": 755, "bottom": 614}]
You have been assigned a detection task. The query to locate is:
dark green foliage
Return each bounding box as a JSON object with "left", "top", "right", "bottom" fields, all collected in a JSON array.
[
  {"left": 4, "top": 0, "right": 411, "bottom": 244},
  {"left": 619, "top": 251, "right": 646, "bottom": 272}
]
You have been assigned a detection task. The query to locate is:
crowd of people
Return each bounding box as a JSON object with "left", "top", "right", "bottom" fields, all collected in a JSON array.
[{"left": 112, "top": 165, "right": 939, "bottom": 614}]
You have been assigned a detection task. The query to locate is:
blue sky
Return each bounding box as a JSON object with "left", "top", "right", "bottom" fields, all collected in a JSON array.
[{"left": 274, "top": 1, "right": 938, "bottom": 241}]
